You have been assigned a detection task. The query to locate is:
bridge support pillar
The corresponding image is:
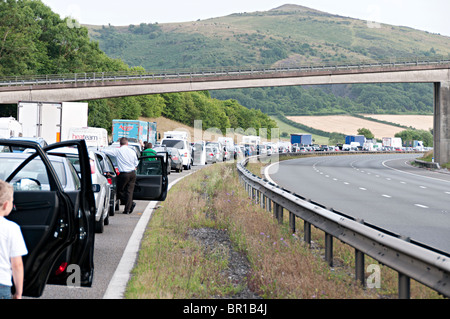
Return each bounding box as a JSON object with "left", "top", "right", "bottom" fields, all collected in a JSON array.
[{"left": 434, "top": 81, "right": 450, "bottom": 166}]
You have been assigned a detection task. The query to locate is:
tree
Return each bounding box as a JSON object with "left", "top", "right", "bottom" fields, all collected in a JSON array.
[{"left": 357, "top": 128, "right": 374, "bottom": 139}]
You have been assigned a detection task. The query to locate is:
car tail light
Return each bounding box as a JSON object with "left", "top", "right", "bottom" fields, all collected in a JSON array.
[
  {"left": 115, "top": 168, "right": 120, "bottom": 175},
  {"left": 107, "top": 178, "right": 113, "bottom": 185},
  {"left": 55, "top": 262, "right": 68, "bottom": 275},
  {"left": 90, "top": 159, "right": 95, "bottom": 174}
]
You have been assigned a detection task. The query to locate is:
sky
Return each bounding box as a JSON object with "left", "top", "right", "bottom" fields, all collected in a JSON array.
[{"left": 41, "top": 0, "right": 450, "bottom": 37}]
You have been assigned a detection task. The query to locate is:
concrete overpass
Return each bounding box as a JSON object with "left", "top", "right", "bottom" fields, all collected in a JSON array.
[{"left": 0, "top": 59, "right": 449, "bottom": 164}]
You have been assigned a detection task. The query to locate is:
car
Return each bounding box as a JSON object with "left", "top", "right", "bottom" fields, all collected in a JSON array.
[
  {"left": 48, "top": 147, "right": 111, "bottom": 233},
  {"left": 8, "top": 136, "right": 48, "bottom": 153},
  {"left": 153, "top": 146, "right": 172, "bottom": 175},
  {"left": 160, "top": 137, "right": 191, "bottom": 170},
  {"left": 205, "top": 146, "right": 217, "bottom": 164},
  {"left": 0, "top": 139, "right": 96, "bottom": 298},
  {"left": 167, "top": 147, "right": 183, "bottom": 172},
  {"left": 206, "top": 142, "right": 224, "bottom": 162},
  {"left": 93, "top": 150, "right": 119, "bottom": 217},
  {"left": 101, "top": 146, "right": 170, "bottom": 203}
]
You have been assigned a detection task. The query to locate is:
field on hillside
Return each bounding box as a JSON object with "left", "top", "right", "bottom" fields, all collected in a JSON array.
[
  {"left": 286, "top": 115, "right": 433, "bottom": 139},
  {"left": 362, "top": 115, "right": 434, "bottom": 131}
]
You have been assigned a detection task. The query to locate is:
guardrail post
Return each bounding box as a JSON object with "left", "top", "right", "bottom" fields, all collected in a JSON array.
[
  {"left": 273, "top": 203, "right": 278, "bottom": 220},
  {"left": 289, "top": 211, "right": 295, "bottom": 234},
  {"left": 277, "top": 205, "right": 283, "bottom": 224},
  {"left": 304, "top": 221, "right": 311, "bottom": 245},
  {"left": 398, "top": 273, "right": 411, "bottom": 299},
  {"left": 325, "top": 233, "right": 333, "bottom": 267},
  {"left": 355, "top": 249, "right": 365, "bottom": 287}
]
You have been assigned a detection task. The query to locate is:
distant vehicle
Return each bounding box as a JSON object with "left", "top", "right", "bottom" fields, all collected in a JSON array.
[
  {"left": 161, "top": 131, "right": 192, "bottom": 170},
  {"left": 0, "top": 139, "right": 96, "bottom": 297},
  {"left": 192, "top": 141, "right": 207, "bottom": 166},
  {"left": 167, "top": 147, "right": 183, "bottom": 172},
  {"left": 0, "top": 117, "right": 22, "bottom": 139},
  {"left": 257, "top": 144, "right": 267, "bottom": 155},
  {"left": 153, "top": 146, "right": 172, "bottom": 175},
  {"left": 17, "top": 101, "right": 88, "bottom": 144},
  {"left": 206, "top": 142, "right": 224, "bottom": 161},
  {"left": 67, "top": 127, "right": 109, "bottom": 148},
  {"left": 290, "top": 133, "right": 312, "bottom": 146},
  {"left": 205, "top": 146, "right": 217, "bottom": 164},
  {"left": 112, "top": 120, "right": 157, "bottom": 146}
]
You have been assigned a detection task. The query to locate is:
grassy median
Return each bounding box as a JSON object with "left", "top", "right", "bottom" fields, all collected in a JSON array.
[{"left": 125, "top": 160, "right": 442, "bottom": 299}]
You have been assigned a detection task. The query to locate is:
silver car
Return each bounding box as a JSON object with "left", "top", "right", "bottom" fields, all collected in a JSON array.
[{"left": 49, "top": 147, "right": 111, "bottom": 233}]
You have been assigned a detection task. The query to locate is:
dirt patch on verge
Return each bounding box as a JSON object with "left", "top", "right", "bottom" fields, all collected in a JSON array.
[{"left": 188, "top": 227, "right": 261, "bottom": 299}]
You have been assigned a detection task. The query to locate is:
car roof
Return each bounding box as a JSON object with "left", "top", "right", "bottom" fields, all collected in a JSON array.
[{"left": 0, "top": 152, "right": 67, "bottom": 163}]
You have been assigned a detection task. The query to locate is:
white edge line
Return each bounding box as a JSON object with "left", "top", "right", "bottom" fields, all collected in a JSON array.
[
  {"left": 264, "top": 161, "right": 279, "bottom": 185},
  {"left": 103, "top": 171, "right": 195, "bottom": 299}
]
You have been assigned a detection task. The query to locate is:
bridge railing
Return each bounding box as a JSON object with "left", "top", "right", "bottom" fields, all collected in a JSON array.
[
  {"left": 237, "top": 153, "right": 450, "bottom": 299},
  {"left": 0, "top": 56, "right": 449, "bottom": 87}
]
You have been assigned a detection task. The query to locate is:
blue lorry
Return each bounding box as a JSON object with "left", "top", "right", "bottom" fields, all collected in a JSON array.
[
  {"left": 290, "top": 133, "right": 312, "bottom": 146},
  {"left": 112, "top": 120, "right": 157, "bottom": 145},
  {"left": 345, "top": 135, "right": 366, "bottom": 146}
]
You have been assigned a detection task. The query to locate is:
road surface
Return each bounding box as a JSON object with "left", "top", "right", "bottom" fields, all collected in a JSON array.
[{"left": 267, "top": 153, "right": 450, "bottom": 253}]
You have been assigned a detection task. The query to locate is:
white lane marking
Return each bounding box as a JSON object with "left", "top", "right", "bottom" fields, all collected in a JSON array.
[
  {"left": 446, "top": 192, "right": 450, "bottom": 195},
  {"left": 400, "top": 181, "right": 406, "bottom": 184},
  {"left": 382, "top": 194, "right": 392, "bottom": 198},
  {"left": 414, "top": 204, "right": 429, "bottom": 209},
  {"left": 344, "top": 182, "right": 350, "bottom": 185},
  {"left": 420, "top": 186, "right": 427, "bottom": 189},
  {"left": 359, "top": 187, "right": 367, "bottom": 191}
]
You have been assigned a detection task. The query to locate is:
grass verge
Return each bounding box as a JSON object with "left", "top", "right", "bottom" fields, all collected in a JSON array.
[{"left": 125, "top": 160, "right": 443, "bottom": 299}]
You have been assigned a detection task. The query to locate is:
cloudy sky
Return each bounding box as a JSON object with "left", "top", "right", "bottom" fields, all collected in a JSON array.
[{"left": 41, "top": 0, "right": 450, "bottom": 37}]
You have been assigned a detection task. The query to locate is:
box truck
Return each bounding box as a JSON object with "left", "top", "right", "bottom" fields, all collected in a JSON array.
[
  {"left": 17, "top": 101, "right": 88, "bottom": 144},
  {"left": 382, "top": 137, "right": 402, "bottom": 149},
  {"left": 67, "top": 127, "right": 108, "bottom": 148},
  {"left": 0, "top": 117, "right": 22, "bottom": 138},
  {"left": 112, "top": 120, "right": 157, "bottom": 145},
  {"left": 345, "top": 135, "right": 366, "bottom": 147},
  {"left": 290, "top": 133, "right": 312, "bottom": 146}
]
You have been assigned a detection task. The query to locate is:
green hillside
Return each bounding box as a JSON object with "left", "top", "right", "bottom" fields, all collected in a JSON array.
[
  {"left": 88, "top": 4, "right": 450, "bottom": 69},
  {"left": 86, "top": 4, "right": 449, "bottom": 118}
]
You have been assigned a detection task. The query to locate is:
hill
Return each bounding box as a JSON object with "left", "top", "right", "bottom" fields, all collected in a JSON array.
[
  {"left": 86, "top": 4, "right": 448, "bottom": 117},
  {"left": 87, "top": 4, "right": 450, "bottom": 69}
]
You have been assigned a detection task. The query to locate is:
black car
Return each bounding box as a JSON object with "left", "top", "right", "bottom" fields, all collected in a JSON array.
[{"left": 0, "top": 139, "right": 169, "bottom": 297}]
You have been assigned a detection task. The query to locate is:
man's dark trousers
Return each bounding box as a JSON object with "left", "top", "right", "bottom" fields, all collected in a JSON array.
[{"left": 117, "top": 171, "right": 136, "bottom": 213}]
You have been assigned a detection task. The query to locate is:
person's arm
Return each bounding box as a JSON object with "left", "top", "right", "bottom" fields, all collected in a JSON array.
[{"left": 11, "top": 256, "right": 24, "bottom": 299}]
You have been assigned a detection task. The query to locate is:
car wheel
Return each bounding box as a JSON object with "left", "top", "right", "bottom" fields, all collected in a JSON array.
[
  {"left": 95, "top": 212, "right": 104, "bottom": 233},
  {"left": 109, "top": 193, "right": 116, "bottom": 216}
]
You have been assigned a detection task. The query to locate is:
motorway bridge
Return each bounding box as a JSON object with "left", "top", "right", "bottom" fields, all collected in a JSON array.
[{"left": 0, "top": 58, "right": 449, "bottom": 164}]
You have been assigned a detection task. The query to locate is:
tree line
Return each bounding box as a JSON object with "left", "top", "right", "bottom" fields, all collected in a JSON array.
[{"left": 0, "top": 0, "right": 276, "bottom": 137}]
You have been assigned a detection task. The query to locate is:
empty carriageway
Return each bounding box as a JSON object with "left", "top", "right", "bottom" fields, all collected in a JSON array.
[{"left": 266, "top": 153, "right": 450, "bottom": 253}]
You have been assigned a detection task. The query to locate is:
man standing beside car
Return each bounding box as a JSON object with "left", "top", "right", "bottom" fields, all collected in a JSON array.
[{"left": 102, "top": 138, "right": 139, "bottom": 214}]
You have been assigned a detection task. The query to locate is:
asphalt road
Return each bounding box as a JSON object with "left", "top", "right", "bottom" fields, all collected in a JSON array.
[
  {"left": 267, "top": 153, "right": 450, "bottom": 253},
  {"left": 34, "top": 164, "right": 204, "bottom": 299}
]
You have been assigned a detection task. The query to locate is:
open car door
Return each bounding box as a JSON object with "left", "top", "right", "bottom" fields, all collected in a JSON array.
[
  {"left": 0, "top": 139, "right": 95, "bottom": 297},
  {"left": 133, "top": 155, "right": 168, "bottom": 201}
]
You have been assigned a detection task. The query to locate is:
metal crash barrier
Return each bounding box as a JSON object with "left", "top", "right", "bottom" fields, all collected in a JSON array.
[{"left": 237, "top": 155, "right": 450, "bottom": 299}]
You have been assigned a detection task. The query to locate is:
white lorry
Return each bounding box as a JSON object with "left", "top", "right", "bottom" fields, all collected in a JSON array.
[
  {"left": 17, "top": 101, "right": 88, "bottom": 144},
  {"left": 0, "top": 117, "right": 22, "bottom": 138},
  {"left": 67, "top": 127, "right": 109, "bottom": 148}
]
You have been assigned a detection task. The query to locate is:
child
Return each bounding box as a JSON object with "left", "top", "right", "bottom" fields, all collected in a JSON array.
[{"left": 0, "top": 180, "right": 27, "bottom": 299}]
